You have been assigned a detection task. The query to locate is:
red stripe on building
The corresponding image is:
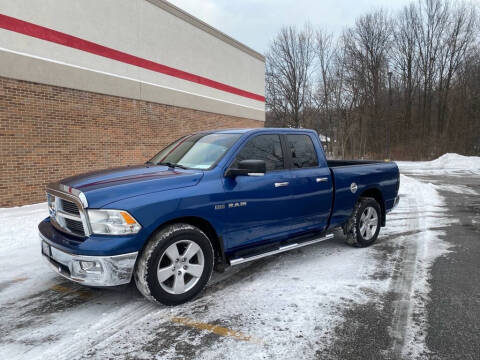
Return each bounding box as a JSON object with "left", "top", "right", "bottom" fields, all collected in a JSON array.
[{"left": 0, "top": 13, "right": 265, "bottom": 102}]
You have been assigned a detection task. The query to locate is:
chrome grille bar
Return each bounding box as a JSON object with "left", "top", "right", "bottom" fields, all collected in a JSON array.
[{"left": 46, "top": 182, "right": 91, "bottom": 237}]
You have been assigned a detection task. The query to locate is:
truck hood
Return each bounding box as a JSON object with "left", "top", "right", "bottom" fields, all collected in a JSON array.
[{"left": 61, "top": 165, "right": 204, "bottom": 208}]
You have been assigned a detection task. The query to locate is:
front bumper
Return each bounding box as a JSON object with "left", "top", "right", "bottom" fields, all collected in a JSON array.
[{"left": 40, "top": 232, "right": 138, "bottom": 286}]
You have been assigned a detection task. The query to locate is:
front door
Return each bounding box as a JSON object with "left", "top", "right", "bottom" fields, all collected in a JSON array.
[{"left": 222, "top": 134, "right": 293, "bottom": 251}]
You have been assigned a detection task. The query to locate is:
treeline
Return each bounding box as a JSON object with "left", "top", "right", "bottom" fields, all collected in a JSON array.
[{"left": 265, "top": 0, "right": 479, "bottom": 160}]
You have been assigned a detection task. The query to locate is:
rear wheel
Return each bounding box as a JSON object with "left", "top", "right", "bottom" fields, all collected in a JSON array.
[
  {"left": 134, "top": 223, "right": 214, "bottom": 305},
  {"left": 344, "top": 197, "right": 381, "bottom": 247}
]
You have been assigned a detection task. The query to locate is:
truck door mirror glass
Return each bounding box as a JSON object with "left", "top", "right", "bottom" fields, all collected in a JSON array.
[{"left": 225, "top": 159, "right": 266, "bottom": 177}]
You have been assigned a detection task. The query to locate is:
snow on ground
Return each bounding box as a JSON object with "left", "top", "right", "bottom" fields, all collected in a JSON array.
[
  {"left": 2, "top": 202, "right": 394, "bottom": 359},
  {"left": 0, "top": 203, "right": 55, "bottom": 300},
  {"left": 1, "top": 154, "right": 476, "bottom": 359}
]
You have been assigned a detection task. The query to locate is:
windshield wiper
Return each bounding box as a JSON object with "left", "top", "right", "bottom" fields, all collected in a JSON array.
[{"left": 157, "top": 162, "right": 188, "bottom": 169}]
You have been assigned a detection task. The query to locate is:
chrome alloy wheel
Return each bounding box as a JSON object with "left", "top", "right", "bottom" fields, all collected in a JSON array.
[
  {"left": 157, "top": 240, "right": 205, "bottom": 295},
  {"left": 359, "top": 206, "right": 378, "bottom": 240}
]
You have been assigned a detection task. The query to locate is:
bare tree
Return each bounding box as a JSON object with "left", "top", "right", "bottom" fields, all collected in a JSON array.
[
  {"left": 342, "top": 9, "right": 392, "bottom": 157},
  {"left": 265, "top": 0, "right": 480, "bottom": 160},
  {"left": 326, "top": 39, "right": 362, "bottom": 159},
  {"left": 265, "top": 24, "right": 315, "bottom": 128},
  {"left": 392, "top": 3, "right": 418, "bottom": 146},
  {"left": 436, "top": 2, "right": 477, "bottom": 135},
  {"left": 314, "top": 29, "right": 336, "bottom": 153},
  {"left": 412, "top": 0, "right": 450, "bottom": 155}
]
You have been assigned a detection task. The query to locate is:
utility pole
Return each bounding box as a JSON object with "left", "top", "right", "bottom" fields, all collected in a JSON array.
[{"left": 387, "top": 71, "right": 392, "bottom": 160}]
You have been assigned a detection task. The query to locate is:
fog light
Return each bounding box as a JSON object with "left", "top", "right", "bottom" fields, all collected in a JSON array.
[{"left": 79, "top": 260, "right": 102, "bottom": 273}]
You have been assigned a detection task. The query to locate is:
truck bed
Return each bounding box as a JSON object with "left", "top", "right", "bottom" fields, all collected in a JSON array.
[{"left": 326, "top": 160, "right": 399, "bottom": 230}]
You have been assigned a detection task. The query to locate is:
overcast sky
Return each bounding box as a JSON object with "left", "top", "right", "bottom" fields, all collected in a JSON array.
[{"left": 168, "top": 0, "right": 413, "bottom": 55}]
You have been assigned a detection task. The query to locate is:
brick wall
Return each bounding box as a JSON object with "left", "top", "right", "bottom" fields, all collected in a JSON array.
[{"left": 0, "top": 77, "right": 263, "bottom": 207}]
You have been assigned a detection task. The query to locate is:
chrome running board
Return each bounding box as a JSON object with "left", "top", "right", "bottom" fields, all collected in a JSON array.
[{"left": 229, "top": 233, "right": 334, "bottom": 266}]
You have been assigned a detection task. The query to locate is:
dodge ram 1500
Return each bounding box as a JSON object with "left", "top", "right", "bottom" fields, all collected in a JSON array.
[{"left": 39, "top": 128, "right": 400, "bottom": 305}]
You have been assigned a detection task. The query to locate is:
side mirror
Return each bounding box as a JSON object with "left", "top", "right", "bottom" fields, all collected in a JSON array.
[{"left": 225, "top": 159, "right": 266, "bottom": 178}]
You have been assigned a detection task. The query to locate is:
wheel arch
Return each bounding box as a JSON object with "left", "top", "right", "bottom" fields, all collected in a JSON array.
[
  {"left": 359, "top": 187, "right": 386, "bottom": 226},
  {"left": 140, "top": 216, "right": 226, "bottom": 268}
]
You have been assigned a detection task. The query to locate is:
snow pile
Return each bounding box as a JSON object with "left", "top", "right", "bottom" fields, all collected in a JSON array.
[
  {"left": 424, "top": 153, "right": 480, "bottom": 170},
  {"left": 398, "top": 153, "right": 480, "bottom": 175}
]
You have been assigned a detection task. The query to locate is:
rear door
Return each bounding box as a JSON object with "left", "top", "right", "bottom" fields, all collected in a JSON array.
[
  {"left": 222, "top": 134, "right": 293, "bottom": 251},
  {"left": 285, "top": 133, "right": 333, "bottom": 234}
]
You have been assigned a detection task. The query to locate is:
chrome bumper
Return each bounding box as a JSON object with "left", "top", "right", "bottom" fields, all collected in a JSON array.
[{"left": 40, "top": 233, "right": 138, "bottom": 287}]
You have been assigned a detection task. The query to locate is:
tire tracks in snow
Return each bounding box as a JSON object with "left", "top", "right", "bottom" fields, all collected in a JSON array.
[
  {"left": 389, "top": 194, "right": 422, "bottom": 357},
  {"left": 387, "top": 175, "right": 451, "bottom": 358}
]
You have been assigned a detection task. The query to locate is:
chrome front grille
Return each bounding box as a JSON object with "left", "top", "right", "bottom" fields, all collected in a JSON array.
[{"left": 46, "top": 183, "right": 90, "bottom": 238}]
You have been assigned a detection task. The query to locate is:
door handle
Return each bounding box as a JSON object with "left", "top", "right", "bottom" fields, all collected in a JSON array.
[
  {"left": 316, "top": 177, "right": 328, "bottom": 183},
  {"left": 274, "top": 182, "right": 289, "bottom": 187}
]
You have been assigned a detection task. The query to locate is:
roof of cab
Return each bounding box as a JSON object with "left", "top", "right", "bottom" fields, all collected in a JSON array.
[{"left": 213, "top": 128, "right": 318, "bottom": 135}]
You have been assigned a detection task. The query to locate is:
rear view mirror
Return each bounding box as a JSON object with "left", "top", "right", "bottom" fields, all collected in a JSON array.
[{"left": 225, "top": 159, "right": 266, "bottom": 177}]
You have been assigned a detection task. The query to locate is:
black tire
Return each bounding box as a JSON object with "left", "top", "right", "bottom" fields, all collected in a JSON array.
[
  {"left": 344, "top": 197, "right": 381, "bottom": 247},
  {"left": 134, "top": 223, "right": 214, "bottom": 306}
]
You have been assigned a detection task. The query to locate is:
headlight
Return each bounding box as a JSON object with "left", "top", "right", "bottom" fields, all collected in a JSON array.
[{"left": 87, "top": 209, "right": 142, "bottom": 235}]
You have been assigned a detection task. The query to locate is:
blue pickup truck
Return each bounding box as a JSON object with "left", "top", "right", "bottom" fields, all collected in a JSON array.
[{"left": 39, "top": 128, "right": 399, "bottom": 305}]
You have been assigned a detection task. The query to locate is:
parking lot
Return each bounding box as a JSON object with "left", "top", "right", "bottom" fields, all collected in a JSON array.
[{"left": 1, "top": 158, "right": 479, "bottom": 359}]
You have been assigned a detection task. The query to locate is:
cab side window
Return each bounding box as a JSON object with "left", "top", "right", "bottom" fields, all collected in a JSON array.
[
  {"left": 233, "top": 135, "right": 284, "bottom": 172},
  {"left": 286, "top": 134, "right": 318, "bottom": 168}
]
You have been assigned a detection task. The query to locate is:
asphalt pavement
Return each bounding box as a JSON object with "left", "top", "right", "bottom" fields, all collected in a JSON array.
[{"left": 423, "top": 175, "right": 480, "bottom": 360}]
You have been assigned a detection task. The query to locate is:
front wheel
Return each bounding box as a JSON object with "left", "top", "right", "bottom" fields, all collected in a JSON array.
[
  {"left": 344, "top": 197, "right": 381, "bottom": 247},
  {"left": 134, "top": 223, "right": 214, "bottom": 306}
]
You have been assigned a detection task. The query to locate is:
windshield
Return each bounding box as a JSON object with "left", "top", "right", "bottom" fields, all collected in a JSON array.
[{"left": 149, "top": 133, "right": 241, "bottom": 170}]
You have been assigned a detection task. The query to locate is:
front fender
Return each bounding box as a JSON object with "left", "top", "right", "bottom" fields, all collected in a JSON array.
[{"left": 103, "top": 177, "right": 226, "bottom": 253}]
